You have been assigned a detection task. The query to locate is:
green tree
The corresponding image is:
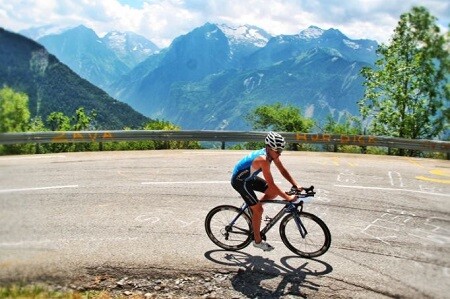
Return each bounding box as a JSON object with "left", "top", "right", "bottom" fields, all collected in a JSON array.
[
  {"left": 246, "top": 103, "right": 314, "bottom": 132},
  {"left": 47, "top": 112, "right": 71, "bottom": 131},
  {"left": 0, "top": 87, "right": 30, "bottom": 132},
  {"left": 323, "top": 115, "right": 361, "bottom": 135},
  {"left": 28, "top": 116, "right": 49, "bottom": 154},
  {"left": 142, "top": 120, "right": 200, "bottom": 149},
  {"left": 72, "top": 107, "right": 97, "bottom": 131},
  {"left": 71, "top": 108, "right": 98, "bottom": 152},
  {"left": 104, "top": 119, "right": 201, "bottom": 151},
  {"left": 359, "top": 6, "right": 449, "bottom": 143},
  {"left": 245, "top": 102, "right": 314, "bottom": 150},
  {"left": 46, "top": 112, "right": 72, "bottom": 152},
  {"left": 0, "top": 87, "right": 31, "bottom": 154},
  {"left": 323, "top": 115, "right": 364, "bottom": 153}
]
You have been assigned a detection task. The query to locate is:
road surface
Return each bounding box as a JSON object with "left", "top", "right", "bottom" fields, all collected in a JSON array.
[{"left": 0, "top": 150, "right": 449, "bottom": 298}]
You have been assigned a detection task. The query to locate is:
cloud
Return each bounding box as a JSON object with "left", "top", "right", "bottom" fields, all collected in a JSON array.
[{"left": 0, "top": 0, "right": 448, "bottom": 48}]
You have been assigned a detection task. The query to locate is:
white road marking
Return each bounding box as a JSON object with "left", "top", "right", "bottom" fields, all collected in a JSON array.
[
  {"left": 0, "top": 185, "right": 79, "bottom": 193},
  {"left": 0, "top": 236, "right": 139, "bottom": 248},
  {"left": 334, "top": 184, "right": 450, "bottom": 197}
]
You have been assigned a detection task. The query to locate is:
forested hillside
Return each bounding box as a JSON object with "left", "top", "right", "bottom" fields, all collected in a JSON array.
[{"left": 0, "top": 28, "right": 149, "bottom": 129}]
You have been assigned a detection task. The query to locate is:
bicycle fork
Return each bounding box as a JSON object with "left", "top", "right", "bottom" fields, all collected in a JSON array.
[{"left": 292, "top": 211, "right": 308, "bottom": 238}]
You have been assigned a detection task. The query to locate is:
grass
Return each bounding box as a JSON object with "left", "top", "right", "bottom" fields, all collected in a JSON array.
[{"left": 0, "top": 284, "right": 144, "bottom": 299}]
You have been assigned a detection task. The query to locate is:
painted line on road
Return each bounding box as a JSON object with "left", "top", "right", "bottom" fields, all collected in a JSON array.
[
  {"left": 0, "top": 236, "right": 139, "bottom": 248},
  {"left": 142, "top": 181, "right": 230, "bottom": 185},
  {"left": 334, "top": 184, "right": 450, "bottom": 197},
  {"left": 415, "top": 176, "right": 450, "bottom": 184},
  {"left": 0, "top": 185, "right": 79, "bottom": 193}
]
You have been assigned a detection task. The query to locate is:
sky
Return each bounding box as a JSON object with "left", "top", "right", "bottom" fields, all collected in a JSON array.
[{"left": 0, "top": 0, "right": 449, "bottom": 48}]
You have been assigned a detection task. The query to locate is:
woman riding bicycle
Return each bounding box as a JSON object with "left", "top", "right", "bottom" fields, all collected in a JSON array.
[{"left": 231, "top": 132, "right": 303, "bottom": 251}]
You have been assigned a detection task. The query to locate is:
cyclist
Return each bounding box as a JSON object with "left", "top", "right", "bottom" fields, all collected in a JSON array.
[{"left": 231, "top": 131, "right": 302, "bottom": 251}]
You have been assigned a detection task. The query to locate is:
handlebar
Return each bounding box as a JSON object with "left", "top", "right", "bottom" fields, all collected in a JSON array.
[
  {"left": 286, "top": 185, "right": 315, "bottom": 197},
  {"left": 259, "top": 185, "right": 315, "bottom": 208}
]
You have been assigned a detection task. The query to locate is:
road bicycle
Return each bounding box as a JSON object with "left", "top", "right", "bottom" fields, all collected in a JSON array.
[{"left": 205, "top": 186, "right": 331, "bottom": 258}]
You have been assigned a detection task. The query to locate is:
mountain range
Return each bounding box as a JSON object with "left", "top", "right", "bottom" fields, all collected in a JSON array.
[
  {"left": 35, "top": 25, "right": 159, "bottom": 90},
  {"left": 108, "top": 23, "right": 378, "bottom": 129},
  {"left": 0, "top": 28, "right": 148, "bottom": 129},
  {"left": 12, "top": 23, "right": 379, "bottom": 130}
]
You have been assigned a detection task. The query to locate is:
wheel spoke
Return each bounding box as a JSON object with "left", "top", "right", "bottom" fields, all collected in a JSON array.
[
  {"left": 280, "top": 212, "right": 331, "bottom": 258},
  {"left": 205, "top": 205, "right": 252, "bottom": 250}
]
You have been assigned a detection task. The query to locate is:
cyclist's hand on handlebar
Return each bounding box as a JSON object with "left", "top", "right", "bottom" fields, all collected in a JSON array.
[
  {"left": 286, "top": 185, "right": 315, "bottom": 196},
  {"left": 286, "top": 194, "right": 297, "bottom": 202},
  {"left": 286, "top": 186, "right": 303, "bottom": 196}
]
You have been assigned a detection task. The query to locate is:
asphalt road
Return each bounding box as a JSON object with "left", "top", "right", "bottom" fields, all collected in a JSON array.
[{"left": 0, "top": 150, "right": 449, "bottom": 298}]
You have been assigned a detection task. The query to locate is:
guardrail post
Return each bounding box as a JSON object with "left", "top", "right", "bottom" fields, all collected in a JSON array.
[{"left": 221, "top": 141, "right": 225, "bottom": 150}]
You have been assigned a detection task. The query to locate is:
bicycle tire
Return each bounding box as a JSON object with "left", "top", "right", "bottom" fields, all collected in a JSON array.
[
  {"left": 279, "top": 212, "right": 331, "bottom": 258},
  {"left": 205, "top": 205, "right": 252, "bottom": 251}
]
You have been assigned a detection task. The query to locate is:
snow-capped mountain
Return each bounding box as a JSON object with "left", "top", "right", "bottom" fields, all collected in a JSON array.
[
  {"left": 21, "top": 22, "right": 379, "bottom": 130},
  {"left": 102, "top": 31, "right": 159, "bottom": 68},
  {"left": 298, "top": 25, "right": 325, "bottom": 40},
  {"left": 110, "top": 23, "right": 377, "bottom": 130},
  {"left": 37, "top": 25, "right": 130, "bottom": 90},
  {"left": 218, "top": 24, "right": 272, "bottom": 63},
  {"left": 35, "top": 25, "right": 159, "bottom": 90},
  {"left": 245, "top": 25, "right": 378, "bottom": 69},
  {"left": 218, "top": 24, "right": 271, "bottom": 47}
]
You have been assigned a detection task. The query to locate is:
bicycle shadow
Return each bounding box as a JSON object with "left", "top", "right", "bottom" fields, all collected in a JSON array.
[{"left": 204, "top": 250, "right": 333, "bottom": 298}]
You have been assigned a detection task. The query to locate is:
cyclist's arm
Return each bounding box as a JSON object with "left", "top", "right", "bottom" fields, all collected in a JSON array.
[{"left": 273, "top": 156, "right": 300, "bottom": 189}]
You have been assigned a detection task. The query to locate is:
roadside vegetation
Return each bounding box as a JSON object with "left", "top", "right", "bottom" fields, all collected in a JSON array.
[
  {"left": 0, "top": 284, "right": 138, "bottom": 299},
  {"left": 0, "top": 6, "right": 448, "bottom": 158}
]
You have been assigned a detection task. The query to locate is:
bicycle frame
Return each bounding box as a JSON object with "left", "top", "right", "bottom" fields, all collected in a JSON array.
[
  {"left": 205, "top": 185, "right": 330, "bottom": 257},
  {"left": 231, "top": 200, "right": 308, "bottom": 239}
]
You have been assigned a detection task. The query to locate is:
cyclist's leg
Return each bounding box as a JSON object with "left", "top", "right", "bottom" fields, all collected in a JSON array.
[
  {"left": 250, "top": 203, "right": 263, "bottom": 243},
  {"left": 231, "top": 177, "right": 262, "bottom": 242},
  {"left": 247, "top": 177, "right": 270, "bottom": 244}
]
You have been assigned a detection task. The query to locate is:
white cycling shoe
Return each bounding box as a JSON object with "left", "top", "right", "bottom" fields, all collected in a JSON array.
[{"left": 253, "top": 241, "right": 274, "bottom": 251}]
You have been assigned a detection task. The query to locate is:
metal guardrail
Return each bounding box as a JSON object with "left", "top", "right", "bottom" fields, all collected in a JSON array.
[{"left": 0, "top": 130, "right": 449, "bottom": 153}]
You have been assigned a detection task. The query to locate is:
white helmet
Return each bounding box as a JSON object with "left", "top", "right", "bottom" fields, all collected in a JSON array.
[{"left": 265, "top": 132, "right": 285, "bottom": 150}]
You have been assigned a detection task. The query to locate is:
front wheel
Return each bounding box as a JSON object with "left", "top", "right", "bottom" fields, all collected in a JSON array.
[
  {"left": 279, "top": 212, "right": 331, "bottom": 258},
  {"left": 205, "top": 205, "right": 252, "bottom": 251}
]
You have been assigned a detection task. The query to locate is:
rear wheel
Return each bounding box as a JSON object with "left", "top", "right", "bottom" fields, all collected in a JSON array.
[
  {"left": 279, "top": 212, "right": 331, "bottom": 258},
  {"left": 205, "top": 205, "right": 252, "bottom": 250}
]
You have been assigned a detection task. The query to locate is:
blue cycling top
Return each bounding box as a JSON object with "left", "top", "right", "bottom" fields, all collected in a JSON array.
[{"left": 232, "top": 148, "right": 267, "bottom": 181}]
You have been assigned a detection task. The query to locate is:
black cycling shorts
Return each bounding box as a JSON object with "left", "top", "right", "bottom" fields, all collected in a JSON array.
[{"left": 231, "top": 172, "right": 268, "bottom": 206}]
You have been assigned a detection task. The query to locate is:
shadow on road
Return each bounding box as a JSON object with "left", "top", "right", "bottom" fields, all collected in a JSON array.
[{"left": 204, "top": 250, "right": 333, "bottom": 298}]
